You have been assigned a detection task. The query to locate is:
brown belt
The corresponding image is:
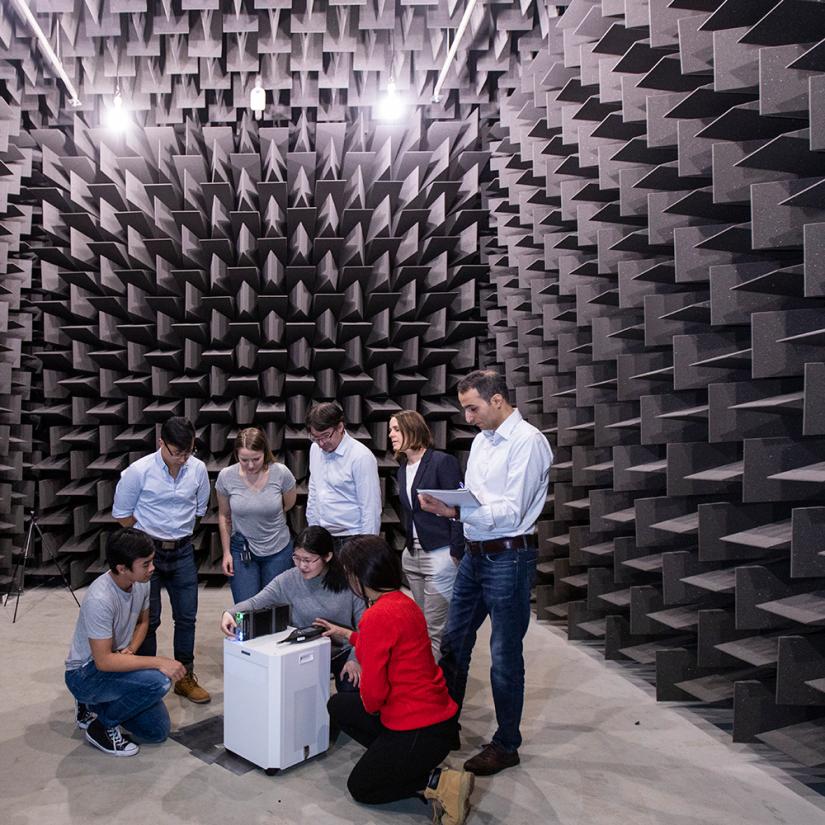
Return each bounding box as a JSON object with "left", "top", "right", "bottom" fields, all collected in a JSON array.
[{"left": 465, "top": 535, "right": 537, "bottom": 555}]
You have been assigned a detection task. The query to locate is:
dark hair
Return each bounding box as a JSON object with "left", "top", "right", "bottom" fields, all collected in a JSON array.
[
  {"left": 391, "top": 410, "right": 432, "bottom": 459},
  {"left": 160, "top": 416, "right": 196, "bottom": 451},
  {"left": 337, "top": 536, "right": 402, "bottom": 606},
  {"left": 106, "top": 528, "right": 155, "bottom": 573},
  {"left": 305, "top": 402, "right": 344, "bottom": 432},
  {"left": 457, "top": 370, "right": 510, "bottom": 404},
  {"left": 234, "top": 427, "right": 275, "bottom": 465},
  {"left": 293, "top": 526, "right": 347, "bottom": 593}
]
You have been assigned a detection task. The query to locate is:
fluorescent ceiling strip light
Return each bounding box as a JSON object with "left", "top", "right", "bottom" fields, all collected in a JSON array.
[
  {"left": 8, "top": 0, "right": 82, "bottom": 106},
  {"left": 432, "top": 0, "right": 480, "bottom": 103}
]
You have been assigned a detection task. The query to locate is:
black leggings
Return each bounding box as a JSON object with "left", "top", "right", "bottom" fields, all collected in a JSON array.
[
  {"left": 330, "top": 647, "right": 359, "bottom": 694},
  {"left": 328, "top": 692, "right": 457, "bottom": 805}
]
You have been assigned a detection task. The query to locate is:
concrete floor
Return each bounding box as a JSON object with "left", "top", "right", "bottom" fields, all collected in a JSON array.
[{"left": 3, "top": 584, "right": 825, "bottom": 825}]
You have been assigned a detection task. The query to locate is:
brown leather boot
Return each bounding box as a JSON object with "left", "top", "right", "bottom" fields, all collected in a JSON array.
[
  {"left": 174, "top": 671, "right": 211, "bottom": 704},
  {"left": 463, "top": 743, "right": 519, "bottom": 776}
]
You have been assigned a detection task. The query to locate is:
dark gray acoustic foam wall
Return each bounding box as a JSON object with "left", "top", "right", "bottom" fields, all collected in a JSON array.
[
  {"left": 10, "top": 115, "right": 496, "bottom": 583},
  {"left": 0, "top": 96, "right": 32, "bottom": 585},
  {"left": 0, "top": 0, "right": 552, "bottom": 588},
  {"left": 490, "top": 0, "right": 825, "bottom": 766}
]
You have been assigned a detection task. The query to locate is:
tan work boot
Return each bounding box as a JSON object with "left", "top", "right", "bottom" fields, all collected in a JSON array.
[
  {"left": 174, "top": 672, "right": 211, "bottom": 704},
  {"left": 424, "top": 767, "right": 475, "bottom": 825}
]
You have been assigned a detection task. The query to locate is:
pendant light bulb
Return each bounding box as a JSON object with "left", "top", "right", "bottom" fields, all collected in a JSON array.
[
  {"left": 376, "top": 76, "right": 405, "bottom": 122},
  {"left": 106, "top": 87, "right": 130, "bottom": 131}
]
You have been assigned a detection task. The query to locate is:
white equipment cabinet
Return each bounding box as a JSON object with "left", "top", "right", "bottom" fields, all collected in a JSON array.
[{"left": 223, "top": 628, "right": 331, "bottom": 772}]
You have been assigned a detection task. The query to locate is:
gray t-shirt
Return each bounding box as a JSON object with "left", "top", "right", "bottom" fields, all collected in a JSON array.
[
  {"left": 230, "top": 567, "right": 365, "bottom": 661},
  {"left": 65, "top": 572, "right": 149, "bottom": 671},
  {"left": 216, "top": 462, "right": 296, "bottom": 557}
]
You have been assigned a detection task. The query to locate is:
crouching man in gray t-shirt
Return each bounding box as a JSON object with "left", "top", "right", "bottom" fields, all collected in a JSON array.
[{"left": 64, "top": 528, "right": 186, "bottom": 756}]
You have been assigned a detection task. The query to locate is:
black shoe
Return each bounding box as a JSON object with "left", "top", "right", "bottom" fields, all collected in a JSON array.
[
  {"left": 84, "top": 719, "right": 140, "bottom": 757},
  {"left": 75, "top": 701, "right": 95, "bottom": 731},
  {"left": 463, "top": 743, "right": 519, "bottom": 776}
]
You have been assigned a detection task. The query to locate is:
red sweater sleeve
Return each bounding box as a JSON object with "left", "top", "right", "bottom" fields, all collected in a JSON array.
[
  {"left": 349, "top": 592, "right": 458, "bottom": 730},
  {"left": 351, "top": 615, "right": 394, "bottom": 714}
]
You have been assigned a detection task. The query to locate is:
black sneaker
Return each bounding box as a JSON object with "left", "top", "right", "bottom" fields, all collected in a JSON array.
[
  {"left": 84, "top": 719, "right": 140, "bottom": 757},
  {"left": 75, "top": 701, "right": 95, "bottom": 731}
]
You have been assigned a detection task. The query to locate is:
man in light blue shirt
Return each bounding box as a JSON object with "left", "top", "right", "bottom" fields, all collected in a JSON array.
[
  {"left": 112, "top": 416, "right": 211, "bottom": 704},
  {"left": 420, "top": 370, "right": 552, "bottom": 776},
  {"left": 305, "top": 402, "right": 382, "bottom": 544}
]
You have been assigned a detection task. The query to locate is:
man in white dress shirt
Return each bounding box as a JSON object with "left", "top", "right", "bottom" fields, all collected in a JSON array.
[
  {"left": 305, "top": 402, "right": 382, "bottom": 545},
  {"left": 112, "top": 416, "right": 211, "bottom": 704},
  {"left": 420, "top": 370, "right": 552, "bottom": 776}
]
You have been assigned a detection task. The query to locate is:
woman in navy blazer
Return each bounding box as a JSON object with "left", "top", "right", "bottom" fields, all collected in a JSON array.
[{"left": 390, "top": 410, "right": 464, "bottom": 658}]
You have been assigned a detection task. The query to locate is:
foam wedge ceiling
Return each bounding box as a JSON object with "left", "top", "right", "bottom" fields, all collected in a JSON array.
[{"left": 0, "top": 0, "right": 554, "bottom": 580}]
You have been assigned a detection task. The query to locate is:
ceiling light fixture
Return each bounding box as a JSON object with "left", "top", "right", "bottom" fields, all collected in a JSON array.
[
  {"left": 8, "top": 0, "right": 82, "bottom": 107},
  {"left": 432, "top": 0, "right": 480, "bottom": 104},
  {"left": 376, "top": 77, "right": 406, "bottom": 122},
  {"left": 106, "top": 86, "right": 130, "bottom": 131},
  {"left": 250, "top": 76, "right": 266, "bottom": 120}
]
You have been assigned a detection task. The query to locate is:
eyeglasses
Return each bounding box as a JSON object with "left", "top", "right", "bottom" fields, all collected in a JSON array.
[
  {"left": 292, "top": 554, "right": 323, "bottom": 568},
  {"left": 162, "top": 440, "right": 195, "bottom": 460},
  {"left": 309, "top": 427, "right": 337, "bottom": 445}
]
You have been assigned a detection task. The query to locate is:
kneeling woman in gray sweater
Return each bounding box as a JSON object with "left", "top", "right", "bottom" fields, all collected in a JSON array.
[{"left": 220, "top": 526, "right": 364, "bottom": 690}]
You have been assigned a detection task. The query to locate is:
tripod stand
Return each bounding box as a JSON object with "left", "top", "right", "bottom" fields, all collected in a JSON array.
[{"left": 4, "top": 509, "right": 80, "bottom": 623}]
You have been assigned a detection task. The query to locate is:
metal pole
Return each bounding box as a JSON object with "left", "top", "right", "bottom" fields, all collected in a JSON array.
[
  {"left": 6, "top": 0, "right": 82, "bottom": 106},
  {"left": 432, "top": 0, "right": 481, "bottom": 103},
  {"left": 6, "top": 516, "right": 35, "bottom": 623}
]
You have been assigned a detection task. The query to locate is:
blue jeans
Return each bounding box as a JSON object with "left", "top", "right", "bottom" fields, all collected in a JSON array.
[
  {"left": 228, "top": 534, "right": 294, "bottom": 603},
  {"left": 65, "top": 661, "right": 171, "bottom": 742},
  {"left": 137, "top": 543, "right": 198, "bottom": 669},
  {"left": 439, "top": 547, "right": 537, "bottom": 753}
]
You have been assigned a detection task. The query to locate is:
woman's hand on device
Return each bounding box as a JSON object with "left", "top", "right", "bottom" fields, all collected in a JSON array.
[{"left": 314, "top": 618, "right": 352, "bottom": 644}]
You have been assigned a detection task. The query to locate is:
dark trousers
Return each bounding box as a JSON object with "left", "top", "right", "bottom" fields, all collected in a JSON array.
[
  {"left": 332, "top": 535, "right": 359, "bottom": 553},
  {"left": 439, "top": 546, "right": 537, "bottom": 752},
  {"left": 330, "top": 647, "right": 360, "bottom": 694},
  {"left": 137, "top": 543, "right": 198, "bottom": 669},
  {"left": 328, "top": 692, "right": 456, "bottom": 805}
]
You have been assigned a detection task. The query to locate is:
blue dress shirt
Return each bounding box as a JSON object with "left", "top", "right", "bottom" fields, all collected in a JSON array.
[
  {"left": 306, "top": 431, "right": 381, "bottom": 536},
  {"left": 460, "top": 409, "right": 553, "bottom": 541},
  {"left": 112, "top": 449, "right": 210, "bottom": 540}
]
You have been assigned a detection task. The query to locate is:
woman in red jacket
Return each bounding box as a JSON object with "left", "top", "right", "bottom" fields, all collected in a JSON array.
[{"left": 316, "top": 536, "right": 474, "bottom": 825}]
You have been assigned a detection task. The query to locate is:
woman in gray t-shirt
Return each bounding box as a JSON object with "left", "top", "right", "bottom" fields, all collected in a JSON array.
[{"left": 217, "top": 427, "right": 297, "bottom": 602}]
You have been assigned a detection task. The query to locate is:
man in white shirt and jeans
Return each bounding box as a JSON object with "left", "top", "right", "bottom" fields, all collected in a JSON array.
[
  {"left": 420, "top": 370, "right": 552, "bottom": 776},
  {"left": 305, "top": 402, "right": 382, "bottom": 545}
]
